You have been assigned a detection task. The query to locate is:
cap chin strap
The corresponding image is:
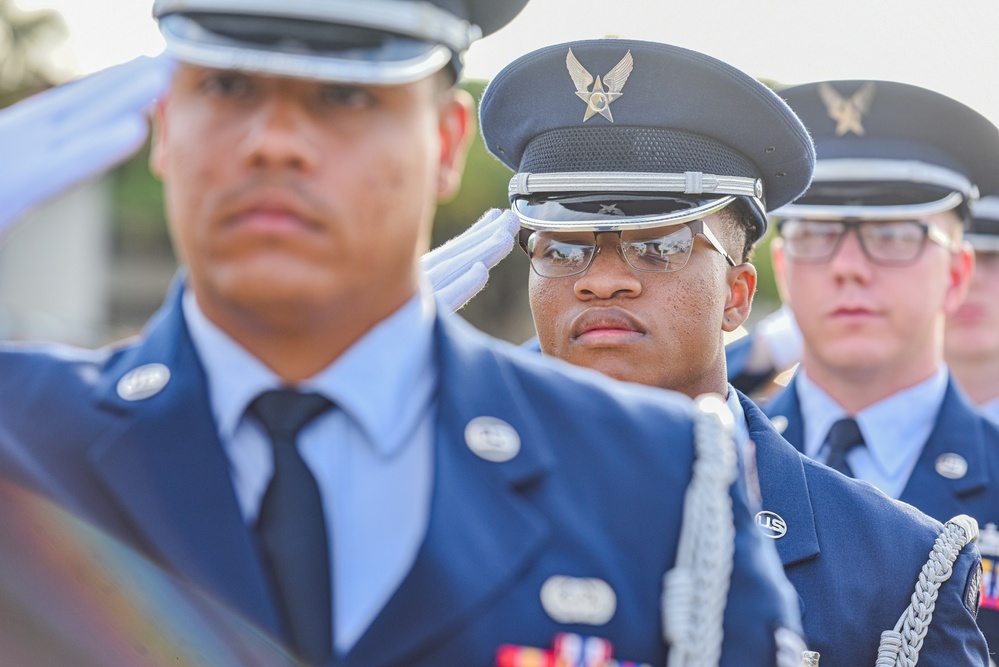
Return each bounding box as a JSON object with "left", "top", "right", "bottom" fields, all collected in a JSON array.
[
  {"left": 159, "top": 14, "right": 452, "bottom": 84},
  {"left": 509, "top": 170, "right": 765, "bottom": 232},
  {"left": 153, "top": 0, "right": 482, "bottom": 52}
]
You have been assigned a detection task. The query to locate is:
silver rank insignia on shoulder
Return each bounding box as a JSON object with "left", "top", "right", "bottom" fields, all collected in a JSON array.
[
  {"left": 566, "top": 49, "right": 633, "bottom": 123},
  {"left": 540, "top": 575, "right": 617, "bottom": 626},
  {"left": 116, "top": 363, "right": 171, "bottom": 401},
  {"left": 818, "top": 81, "right": 875, "bottom": 137},
  {"left": 935, "top": 452, "right": 968, "bottom": 480},
  {"left": 464, "top": 416, "right": 521, "bottom": 462}
]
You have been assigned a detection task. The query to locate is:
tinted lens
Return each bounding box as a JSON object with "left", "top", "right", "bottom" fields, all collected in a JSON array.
[
  {"left": 621, "top": 225, "right": 695, "bottom": 272},
  {"left": 780, "top": 220, "right": 845, "bottom": 261},
  {"left": 526, "top": 231, "right": 596, "bottom": 277},
  {"left": 858, "top": 221, "right": 926, "bottom": 262}
]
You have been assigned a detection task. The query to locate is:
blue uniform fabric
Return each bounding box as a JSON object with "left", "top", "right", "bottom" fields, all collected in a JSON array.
[
  {"left": 739, "top": 391, "right": 988, "bottom": 665},
  {"left": 0, "top": 286, "right": 801, "bottom": 667},
  {"left": 765, "top": 376, "right": 999, "bottom": 655}
]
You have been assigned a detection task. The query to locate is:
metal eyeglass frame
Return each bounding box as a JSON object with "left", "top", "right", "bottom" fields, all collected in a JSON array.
[{"left": 518, "top": 218, "right": 738, "bottom": 278}]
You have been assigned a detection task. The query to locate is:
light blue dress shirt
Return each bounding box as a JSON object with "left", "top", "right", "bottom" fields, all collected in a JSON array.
[
  {"left": 182, "top": 289, "right": 437, "bottom": 654},
  {"left": 980, "top": 397, "right": 999, "bottom": 425},
  {"left": 796, "top": 367, "right": 948, "bottom": 499}
]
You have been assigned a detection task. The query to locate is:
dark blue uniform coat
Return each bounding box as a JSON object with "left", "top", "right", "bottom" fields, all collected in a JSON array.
[
  {"left": 0, "top": 288, "right": 801, "bottom": 667},
  {"left": 765, "top": 376, "right": 999, "bottom": 657},
  {"left": 739, "top": 391, "right": 988, "bottom": 665}
]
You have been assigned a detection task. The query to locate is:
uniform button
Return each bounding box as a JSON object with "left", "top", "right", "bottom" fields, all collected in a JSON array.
[
  {"left": 464, "top": 416, "right": 521, "bottom": 462},
  {"left": 935, "top": 453, "right": 968, "bottom": 480},
  {"left": 117, "top": 363, "right": 171, "bottom": 401}
]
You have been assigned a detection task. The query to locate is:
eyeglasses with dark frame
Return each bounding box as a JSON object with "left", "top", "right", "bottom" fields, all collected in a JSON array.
[
  {"left": 776, "top": 219, "right": 958, "bottom": 267},
  {"left": 518, "top": 219, "right": 737, "bottom": 278}
]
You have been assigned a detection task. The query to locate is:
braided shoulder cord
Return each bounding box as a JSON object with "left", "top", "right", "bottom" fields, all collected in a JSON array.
[
  {"left": 875, "top": 514, "right": 979, "bottom": 667},
  {"left": 662, "top": 395, "right": 739, "bottom": 667}
]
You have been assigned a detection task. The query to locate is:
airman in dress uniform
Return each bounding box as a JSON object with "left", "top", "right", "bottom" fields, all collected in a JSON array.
[
  {"left": 762, "top": 79, "right": 999, "bottom": 657},
  {"left": 0, "top": 2, "right": 804, "bottom": 666},
  {"left": 425, "top": 39, "right": 989, "bottom": 665},
  {"left": 945, "top": 195, "right": 999, "bottom": 423}
]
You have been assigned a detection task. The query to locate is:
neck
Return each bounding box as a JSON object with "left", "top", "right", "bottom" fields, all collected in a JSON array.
[
  {"left": 194, "top": 286, "right": 417, "bottom": 383},
  {"left": 948, "top": 354, "right": 999, "bottom": 405},
  {"left": 801, "top": 351, "right": 939, "bottom": 414}
]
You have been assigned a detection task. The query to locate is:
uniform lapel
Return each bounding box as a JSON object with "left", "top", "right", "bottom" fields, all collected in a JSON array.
[
  {"left": 739, "top": 392, "right": 820, "bottom": 568},
  {"left": 898, "top": 380, "right": 991, "bottom": 518},
  {"left": 344, "top": 315, "right": 553, "bottom": 667},
  {"left": 763, "top": 378, "right": 806, "bottom": 453},
  {"left": 85, "top": 287, "right": 281, "bottom": 637}
]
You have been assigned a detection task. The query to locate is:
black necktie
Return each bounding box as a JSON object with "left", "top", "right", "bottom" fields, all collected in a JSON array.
[
  {"left": 249, "top": 390, "right": 334, "bottom": 665},
  {"left": 824, "top": 417, "right": 865, "bottom": 477}
]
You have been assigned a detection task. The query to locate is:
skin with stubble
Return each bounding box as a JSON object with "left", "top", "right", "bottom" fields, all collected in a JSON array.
[
  {"left": 945, "top": 250, "right": 999, "bottom": 405},
  {"left": 529, "top": 208, "right": 757, "bottom": 398},
  {"left": 771, "top": 212, "right": 973, "bottom": 413},
  {"left": 151, "top": 65, "right": 473, "bottom": 382}
]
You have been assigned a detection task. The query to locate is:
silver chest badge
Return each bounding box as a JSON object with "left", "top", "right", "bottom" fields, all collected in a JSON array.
[
  {"left": 566, "top": 49, "right": 634, "bottom": 123},
  {"left": 935, "top": 453, "right": 968, "bottom": 480},
  {"left": 540, "top": 575, "right": 617, "bottom": 626},
  {"left": 116, "top": 363, "right": 171, "bottom": 401},
  {"left": 464, "top": 416, "right": 521, "bottom": 462}
]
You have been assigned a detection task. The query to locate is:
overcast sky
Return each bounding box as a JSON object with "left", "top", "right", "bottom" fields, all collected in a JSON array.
[{"left": 15, "top": 0, "right": 999, "bottom": 124}]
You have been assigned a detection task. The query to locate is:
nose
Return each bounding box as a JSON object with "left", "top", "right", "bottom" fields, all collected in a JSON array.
[
  {"left": 573, "top": 236, "right": 643, "bottom": 300},
  {"left": 828, "top": 226, "right": 874, "bottom": 284},
  {"left": 239, "top": 93, "right": 321, "bottom": 173}
]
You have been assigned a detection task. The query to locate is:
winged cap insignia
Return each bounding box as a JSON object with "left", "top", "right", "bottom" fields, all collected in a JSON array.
[
  {"left": 818, "top": 81, "right": 876, "bottom": 137},
  {"left": 566, "top": 49, "right": 634, "bottom": 123}
]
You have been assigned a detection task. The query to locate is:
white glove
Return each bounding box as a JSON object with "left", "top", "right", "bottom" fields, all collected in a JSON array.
[
  {"left": 0, "top": 53, "right": 176, "bottom": 233},
  {"left": 755, "top": 305, "right": 803, "bottom": 371},
  {"left": 421, "top": 208, "right": 519, "bottom": 313}
]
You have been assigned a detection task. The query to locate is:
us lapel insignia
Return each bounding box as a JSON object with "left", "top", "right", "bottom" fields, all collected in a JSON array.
[
  {"left": 566, "top": 49, "right": 634, "bottom": 123},
  {"left": 755, "top": 511, "right": 788, "bottom": 539},
  {"left": 116, "top": 363, "right": 171, "bottom": 401},
  {"left": 497, "top": 632, "right": 652, "bottom": 667},
  {"left": 769, "top": 415, "right": 789, "bottom": 435},
  {"left": 817, "top": 81, "right": 876, "bottom": 136},
  {"left": 540, "top": 575, "right": 617, "bottom": 626},
  {"left": 465, "top": 416, "right": 521, "bottom": 462},
  {"left": 934, "top": 452, "right": 968, "bottom": 479},
  {"left": 977, "top": 523, "right": 999, "bottom": 611}
]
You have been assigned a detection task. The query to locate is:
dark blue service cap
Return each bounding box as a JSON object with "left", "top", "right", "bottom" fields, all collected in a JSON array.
[
  {"left": 969, "top": 196, "right": 999, "bottom": 252},
  {"left": 776, "top": 80, "right": 999, "bottom": 222},
  {"left": 153, "top": 0, "right": 529, "bottom": 84},
  {"left": 479, "top": 39, "right": 816, "bottom": 241}
]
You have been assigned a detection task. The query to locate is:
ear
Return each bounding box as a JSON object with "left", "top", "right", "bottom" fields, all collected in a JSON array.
[
  {"left": 770, "top": 238, "right": 792, "bottom": 306},
  {"left": 943, "top": 241, "right": 975, "bottom": 315},
  {"left": 149, "top": 96, "right": 170, "bottom": 179},
  {"left": 723, "top": 261, "right": 757, "bottom": 332},
  {"left": 436, "top": 88, "right": 474, "bottom": 201}
]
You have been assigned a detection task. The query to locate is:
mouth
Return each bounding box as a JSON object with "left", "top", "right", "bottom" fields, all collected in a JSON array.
[
  {"left": 224, "top": 188, "right": 323, "bottom": 235},
  {"left": 830, "top": 306, "right": 878, "bottom": 319},
  {"left": 570, "top": 307, "right": 647, "bottom": 346}
]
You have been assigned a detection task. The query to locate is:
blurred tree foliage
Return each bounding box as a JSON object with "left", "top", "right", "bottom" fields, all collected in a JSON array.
[{"left": 0, "top": 0, "right": 64, "bottom": 107}]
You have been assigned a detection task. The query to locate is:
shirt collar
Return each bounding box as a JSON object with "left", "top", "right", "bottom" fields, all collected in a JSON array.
[
  {"left": 797, "top": 366, "right": 948, "bottom": 476},
  {"left": 183, "top": 288, "right": 438, "bottom": 457}
]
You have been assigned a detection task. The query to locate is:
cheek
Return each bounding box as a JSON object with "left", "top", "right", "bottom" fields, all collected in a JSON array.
[{"left": 528, "top": 275, "right": 571, "bottom": 348}]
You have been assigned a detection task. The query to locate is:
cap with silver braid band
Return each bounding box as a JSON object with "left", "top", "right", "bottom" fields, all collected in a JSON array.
[
  {"left": 511, "top": 171, "right": 764, "bottom": 232},
  {"left": 875, "top": 514, "right": 979, "bottom": 667}
]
